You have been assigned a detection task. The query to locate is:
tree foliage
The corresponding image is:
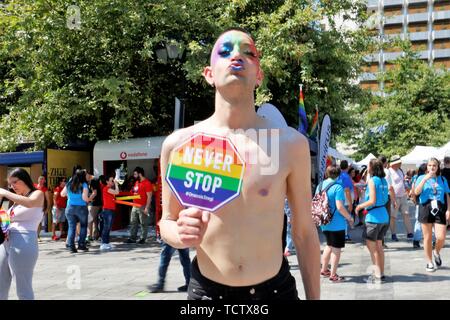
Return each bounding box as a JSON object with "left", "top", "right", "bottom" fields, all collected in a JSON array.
[
  {"left": 0, "top": 0, "right": 370, "bottom": 151},
  {"left": 347, "top": 42, "right": 450, "bottom": 159}
]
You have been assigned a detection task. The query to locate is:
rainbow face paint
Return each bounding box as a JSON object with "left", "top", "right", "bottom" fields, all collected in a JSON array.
[{"left": 211, "top": 31, "right": 259, "bottom": 67}]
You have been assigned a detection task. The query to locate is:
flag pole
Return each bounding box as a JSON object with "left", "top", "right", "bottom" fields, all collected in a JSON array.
[{"left": 315, "top": 105, "right": 321, "bottom": 187}]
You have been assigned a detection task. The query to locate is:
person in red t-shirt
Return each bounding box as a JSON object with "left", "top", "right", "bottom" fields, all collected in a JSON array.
[
  {"left": 124, "top": 167, "right": 153, "bottom": 244},
  {"left": 51, "top": 177, "right": 67, "bottom": 240},
  {"left": 35, "top": 176, "right": 51, "bottom": 240},
  {"left": 100, "top": 175, "right": 119, "bottom": 250}
]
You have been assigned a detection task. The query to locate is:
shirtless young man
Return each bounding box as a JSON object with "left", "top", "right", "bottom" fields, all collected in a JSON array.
[{"left": 159, "top": 28, "right": 320, "bottom": 300}]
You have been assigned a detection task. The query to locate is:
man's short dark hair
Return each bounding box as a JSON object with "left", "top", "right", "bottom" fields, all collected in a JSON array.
[
  {"left": 340, "top": 160, "right": 348, "bottom": 170},
  {"left": 134, "top": 167, "right": 145, "bottom": 176},
  {"left": 378, "top": 155, "right": 387, "bottom": 165},
  {"left": 445, "top": 156, "right": 450, "bottom": 165},
  {"left": 326, "top": 165, "right": 341, "bottom": 180}
]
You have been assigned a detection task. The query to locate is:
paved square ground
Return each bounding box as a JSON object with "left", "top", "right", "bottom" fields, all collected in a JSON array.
[{"left": 5, "top": 216, "right": 450, "bottom": 300}]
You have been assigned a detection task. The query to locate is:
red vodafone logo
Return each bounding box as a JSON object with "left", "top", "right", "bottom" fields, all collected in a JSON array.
[{"left": 120, "top": 152, "right": 127, "bottom": 160}]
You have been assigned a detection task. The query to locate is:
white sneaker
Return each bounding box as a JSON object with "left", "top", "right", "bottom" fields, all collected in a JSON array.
[
  {"left": 106, "top": 243, "right": 113, "bottom": 250},
  {"left": 426, "top": 263, "right": 436, "bottom": 272},
  {"left": 100, "top": 244, "right": 109, "bottom": 251}
]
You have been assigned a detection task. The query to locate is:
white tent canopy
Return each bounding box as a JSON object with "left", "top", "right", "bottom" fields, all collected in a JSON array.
[
  {"left": 328, "top": 147, "right": 355, "bottom": 164},
  {"left": 432, "top": 141, "right": 450, "bottom": 161},
  {"left": 401, "top": 146, "right": 438, "bottom": 165},
  {"left": 356, "top": 153, "right": 376, "bottom": 167}
]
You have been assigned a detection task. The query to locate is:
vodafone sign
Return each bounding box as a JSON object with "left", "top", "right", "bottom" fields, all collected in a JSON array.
[{"left": 119, "top": 151, "right": 148, "bottom": 160}]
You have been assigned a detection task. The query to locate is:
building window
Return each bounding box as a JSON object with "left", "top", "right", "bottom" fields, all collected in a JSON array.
[
  {"left": 385, "top": 24, "right": 403, "bottom": 34},
  {"left": 433, "top": 20, "right": 450, "bottom": 31},
  {"left": 433, "top": 58, "right": 450, "bottom": 68},
  {"left": 434, "top": 1, "right": 450, "bottom": 12},
  {"left": 408, "top": 4, "right": 428, "bottom": 15},
  {"left": 408, "top": 22, "right": 428, "bottom": 32},
  {"left": 434, "top": 39, "right": 450, "bottom": 49}
]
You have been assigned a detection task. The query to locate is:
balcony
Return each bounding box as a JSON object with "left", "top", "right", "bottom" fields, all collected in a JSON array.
[
  {"left": 360, "top": 72, "right": 377, "bottom": 81},
  {"left": 408, "top": 0, "right": 428, "bottom": 4},
  {"left": 434, "top": 48, "right": 450, "bottom": 59},
  {"left": 434, "top": 29, "right": 450, "bottom": 40},
  {"left": 408, "top": 31, "right": 429, "bottom": 41},
  {"left": 383, "top": 52, "right": 402, "bottom": 61},
  {"left": 367, "top": 0, "right": 379, "bottom": 9},
  {"left": 407, "top": 12, "right": 429, "bottom": 23},
  {"left": 433, "top": 10, "right": 450, "bottom": 21},
  {"left": 385, "top": 15, "right": 404, "bottom": 25},
  {"left": 364, "top": 53, "right": 380, "bottom": 63},
  {"left": 383, "top": 0, "right": 403, "bottom": 7}
]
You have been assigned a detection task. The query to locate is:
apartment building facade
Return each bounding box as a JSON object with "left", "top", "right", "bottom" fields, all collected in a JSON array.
[{"left": 361, "top": 0, "right": 450, "bottom": 93}]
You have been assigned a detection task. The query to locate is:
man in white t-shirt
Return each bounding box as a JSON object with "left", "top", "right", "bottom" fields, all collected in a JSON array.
[
  {"left": 378, "top": 155, "right": 397, "bottom": 248},
  {"left": 388, "top": 156, "right": 413, "bottom": 241}
]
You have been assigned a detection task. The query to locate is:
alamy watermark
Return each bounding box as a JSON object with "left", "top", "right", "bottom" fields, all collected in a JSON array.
[
  {"left": 66, "top": 5, "right": 81, "bottom": 30},
  {"left": 66, "top": 265, "right": 81, "bottom": 290}
]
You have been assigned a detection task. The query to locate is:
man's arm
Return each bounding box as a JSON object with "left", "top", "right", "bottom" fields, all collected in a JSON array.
[
  {"left": 286, "top": 132, "right": 320, "bottom": 300},
  {"left": 344, "top": 188, "right": 352, "bottom": 212},
  {"left": 53, "top": 190, "right": 58, "bottom": 206},
  {"left": 45, "top": 191, "right": 51, "bottom": 212},
  {"left": 144, "top": 190, "right": 152, "bottom": 215}
]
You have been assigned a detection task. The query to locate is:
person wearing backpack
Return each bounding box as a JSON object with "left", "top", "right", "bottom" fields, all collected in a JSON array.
[
  {"left": 355, "top": 159, "right": 389, "bottom": 284},
  {"left": 318, "top": 165, "right": 354, "bottom": 283}
]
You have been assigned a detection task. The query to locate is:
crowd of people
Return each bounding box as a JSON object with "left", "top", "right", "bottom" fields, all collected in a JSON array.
[
  {"left": 284, "top": 155, "right": 450, "bottom": 284},
  {"left": 0, "top": 164, "right": 164, "bottom": 299}
]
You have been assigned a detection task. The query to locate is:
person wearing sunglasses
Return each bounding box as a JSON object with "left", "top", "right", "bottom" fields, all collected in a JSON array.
[
  {"left": 0, "top": 168, "right": 46, "bottom": 299},
  {"left": 414, "top": 158, "right": 450, "bottom": 272}
]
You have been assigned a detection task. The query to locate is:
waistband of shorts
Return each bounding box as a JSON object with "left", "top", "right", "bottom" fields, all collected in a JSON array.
[
  {"left": 8, "top": 229, "right": 38, "bottom": 235},
  {"left": 191, "top": 255, "right": 291, "bottom": 292}
]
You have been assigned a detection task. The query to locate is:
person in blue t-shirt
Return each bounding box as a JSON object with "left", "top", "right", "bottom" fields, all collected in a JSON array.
[
  {"left": 355, "top": 159, "right": 389, "bottom": 284},
  {"left": 61, "top": 169, "right": 96, "bottom": 253},
  {"left": 318, "top": 165, "right": 354, "bottom": 283},
  {"left": 337, "top": 160, "right": 354, "bottom": 243},
  {"left": 414, "top": 158, "right": 450, "bottom": 273}
]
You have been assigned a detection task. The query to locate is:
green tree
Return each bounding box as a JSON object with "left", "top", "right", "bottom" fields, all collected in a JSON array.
[
  {"left": 0, "top": 0, "right": 370, "bottom": 151},
  {"left": 349, "top": 42, "right": 450, "bottom": 159}
]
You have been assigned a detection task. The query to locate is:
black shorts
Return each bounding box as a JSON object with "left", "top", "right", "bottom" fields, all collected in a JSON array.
[
  {"left": 363, "top": 222, "right": 389, "bottom": 241},
  {"left": 418, "top": 201, "right": 447, "bottom": 225},
  {"left": 187, "top": 256, "right": 299, "bottom": 300},
  {"left": 323, "top": 230, "right": 345, "bottom": 248}
]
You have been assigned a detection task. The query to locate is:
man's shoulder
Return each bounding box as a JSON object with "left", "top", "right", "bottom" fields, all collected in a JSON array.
[{"left": 279, "top": 127, "right": 309, "bottom": 150}]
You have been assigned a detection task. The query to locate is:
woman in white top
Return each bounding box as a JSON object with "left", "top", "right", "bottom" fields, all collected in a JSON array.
[{"left": 0, "top": 168, "right": 45, "bottom": 300}]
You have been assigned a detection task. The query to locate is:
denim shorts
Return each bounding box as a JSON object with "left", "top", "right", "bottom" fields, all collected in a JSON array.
[
  {"left": 187, "top": 256, "right": 299, "bottom": 301},
  {"left": 52, "top": 207, "right": 66, "bottom": 223}
]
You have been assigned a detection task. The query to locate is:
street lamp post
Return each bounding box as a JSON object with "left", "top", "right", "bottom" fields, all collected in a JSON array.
[{"left": 156, "top": 41, "right": 186, "bottom": 130}]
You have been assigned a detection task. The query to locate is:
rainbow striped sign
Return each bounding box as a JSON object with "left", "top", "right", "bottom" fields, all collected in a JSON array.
[
  {"left": 166, "top": 133, "right": 245, "bottom": 212},
  {"left": 0, "top": 210, "right": 10, "bottom": 234}
]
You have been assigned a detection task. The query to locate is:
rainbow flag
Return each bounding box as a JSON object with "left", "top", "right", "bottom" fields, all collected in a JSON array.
[
  {"left": 309, "top": 107, "right": 319, "bottom": 139},
  {"left": 0, "top": 210, "right": 10, "bottom": 234},
  {"left": 297, "top": 85, "right": 308, "bottom": 135}
]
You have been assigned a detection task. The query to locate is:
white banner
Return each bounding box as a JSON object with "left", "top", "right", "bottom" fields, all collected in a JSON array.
[{"left": 318, "top": 114, "right": 331, "bottom": 185}]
